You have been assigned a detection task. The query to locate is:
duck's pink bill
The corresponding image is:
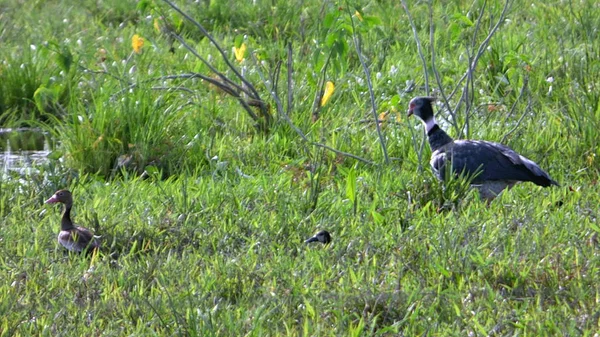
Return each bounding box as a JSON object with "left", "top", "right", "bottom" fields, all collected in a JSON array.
[{"left": 45, "top": 195, "right": 59, "bottom": 204}]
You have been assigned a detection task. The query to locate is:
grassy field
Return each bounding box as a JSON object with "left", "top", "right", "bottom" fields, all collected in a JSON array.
[{"left": 1, "top": 0, "right": 600, "bottom": 335}]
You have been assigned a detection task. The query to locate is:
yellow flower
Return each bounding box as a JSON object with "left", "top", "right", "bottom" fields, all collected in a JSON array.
[
  {"left": 132, "top": 34, "right": 144, "bottom": 54},
  {"left": 354, "top": 10, "right": 364, "bottom": 22},
  {"left": 234, "top": 43, "right": 246, "bottom": 62},
  {"left": 320, "top": 81, "right": 335, "bottom": 107}
]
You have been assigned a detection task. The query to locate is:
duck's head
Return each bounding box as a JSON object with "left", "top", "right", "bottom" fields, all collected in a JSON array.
[
  {"left": 407, "top": 96, "right": 436, "bottom": 122},
  {"left": 45, "top": 190, "right": 73, "bottom": 205},
  {"left": 305, "top": 230, "right": 332, "bottom": 245}
]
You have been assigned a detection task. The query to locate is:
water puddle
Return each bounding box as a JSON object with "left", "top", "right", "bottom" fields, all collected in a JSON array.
[{"left": 1, "top": 128, "right": 51, "bottom": 175}]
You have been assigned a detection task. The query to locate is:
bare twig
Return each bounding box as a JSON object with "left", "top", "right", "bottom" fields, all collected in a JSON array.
[
  {"left": 79, "top": 64, "right": 129, "bottom": 83},
  {"left": 286, "top": 42, "right": 294, "bottom": 117},
  {"left": 457, "top": 0, "right": 513, "bottom": 138},
  {"left": 348, "top": 9, "right": 389, "bottom": 164},
  {"left": 469, "top": 0, "right": 487, "bottom": 53},
  {"left": 402, "top": 0, "right": 429, "bottom": 173},
  {"left": 402, "top": 0, "right": 429, "bottom": 94},
  {"left": 162, "top": 1, "right": 260, "bottom": 102},
  {"left": 150, "top": 86, "right": 195, "bottom": 94},
  {"left": 169, "top": 34, "right": 250, "bottom": 96},
  {"left": 112, "top": 73, "right": 237, "bottom": 98},
  {"left": 310, "top": 53, "right": 332, "bottom": 122},
  {"left": 446, "top": 72, "right": 468, "bottom": 102},
  {"left": 406, "top": 121, "right": 425, "bottom": 173},
  {"left": 251, "top": 52, "right": 375, "bottom": 166},
  {"left": 162, "top": 0, "right": 271, "bottom": 127},
  {"left": 500, "top": 75, "right": 529, "bottom": 143},
  {"left": 462, "top": 0, "right": 489, "bottom": 139},
  {"left": 109, "top": 72, "right": 261, "bottom": 123},
  {"left": 427, "top": 1, "right": 458, "bottom": 135}
]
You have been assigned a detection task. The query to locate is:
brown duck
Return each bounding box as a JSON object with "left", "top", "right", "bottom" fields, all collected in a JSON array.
[{"left": 45, "top": 189, "right": 100, "bottom": 253}]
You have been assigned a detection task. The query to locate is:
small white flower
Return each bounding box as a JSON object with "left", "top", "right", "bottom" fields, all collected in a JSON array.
[
  {"left": 389, "top": 65, "right": 398, "bottom": 76},
  {"left": 30, "top": 44, "right": 37, "bottom": 51},
  {"left": 546, "top": 76, "right": 554, "bottom": 83}
]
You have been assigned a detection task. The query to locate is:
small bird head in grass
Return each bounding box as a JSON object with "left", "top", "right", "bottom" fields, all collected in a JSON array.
[
  {"left": 305, "top": 230, "right": 332, "bottom": 245},
  {"left": 45, "top": 189, "right": 73, "bottom": 206}
]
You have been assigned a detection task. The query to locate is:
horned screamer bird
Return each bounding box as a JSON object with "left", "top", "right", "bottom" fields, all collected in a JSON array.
[
  {"left": 45, "top": 189, "right": 100, "bottom": 253},
  {"left": 407, "top": 96, "right": 559, "bottom": 202}
]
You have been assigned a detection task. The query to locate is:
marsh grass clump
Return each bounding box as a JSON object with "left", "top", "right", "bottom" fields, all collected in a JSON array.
[{"left": 52, "top": 87, "right": 197, "bottom": 177}]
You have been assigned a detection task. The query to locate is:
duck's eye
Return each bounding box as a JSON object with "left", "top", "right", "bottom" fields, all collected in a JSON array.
[{"left": 58, "top": 192, "right": 63, "bottom": 196}]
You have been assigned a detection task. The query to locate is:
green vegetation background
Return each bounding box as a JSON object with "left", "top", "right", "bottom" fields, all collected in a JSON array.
[{"left": 1, "top": 0, "right": 599, "bottom": 335}]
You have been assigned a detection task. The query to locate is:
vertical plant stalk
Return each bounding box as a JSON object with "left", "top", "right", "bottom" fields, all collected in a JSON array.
[
  {"left": 407, "top": 0, "right": 512, "bottom": 141},
  {"left": 168, "top": 34, "right": 264, "bottom": 129},
  {"left": 427, "top": 1, "right": 459, "bottom": 135},
  {"left": 348, "top": 9, "right": 390, "bottom": 165},
  {"left": 286, "top": 42, "right": 294, "bottom": 117},
  {"left": 162, "top": 0, "right": 272, "bottom": 129},
  {"left": 402, "top": 0, "right": 430, "bottom": 94},
  {"left": 310, "top": 53, "right": 332, "bottom": 122},
  {"left": 402, "top": 0, "right": 429, "bottom": 173},
  {"left": 455, "top": 0, "right": 513, "bottom": 138},
  {"left": 500, "top": 75, "right": 530, "bottom": 143},
  {"left": 252, "top": 47, "right": 375, "bottom": 165}
]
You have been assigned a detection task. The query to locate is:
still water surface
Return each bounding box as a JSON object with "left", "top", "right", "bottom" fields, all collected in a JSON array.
[{"left": 1, "top": 128, "right": 51, "bottom": 175}]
